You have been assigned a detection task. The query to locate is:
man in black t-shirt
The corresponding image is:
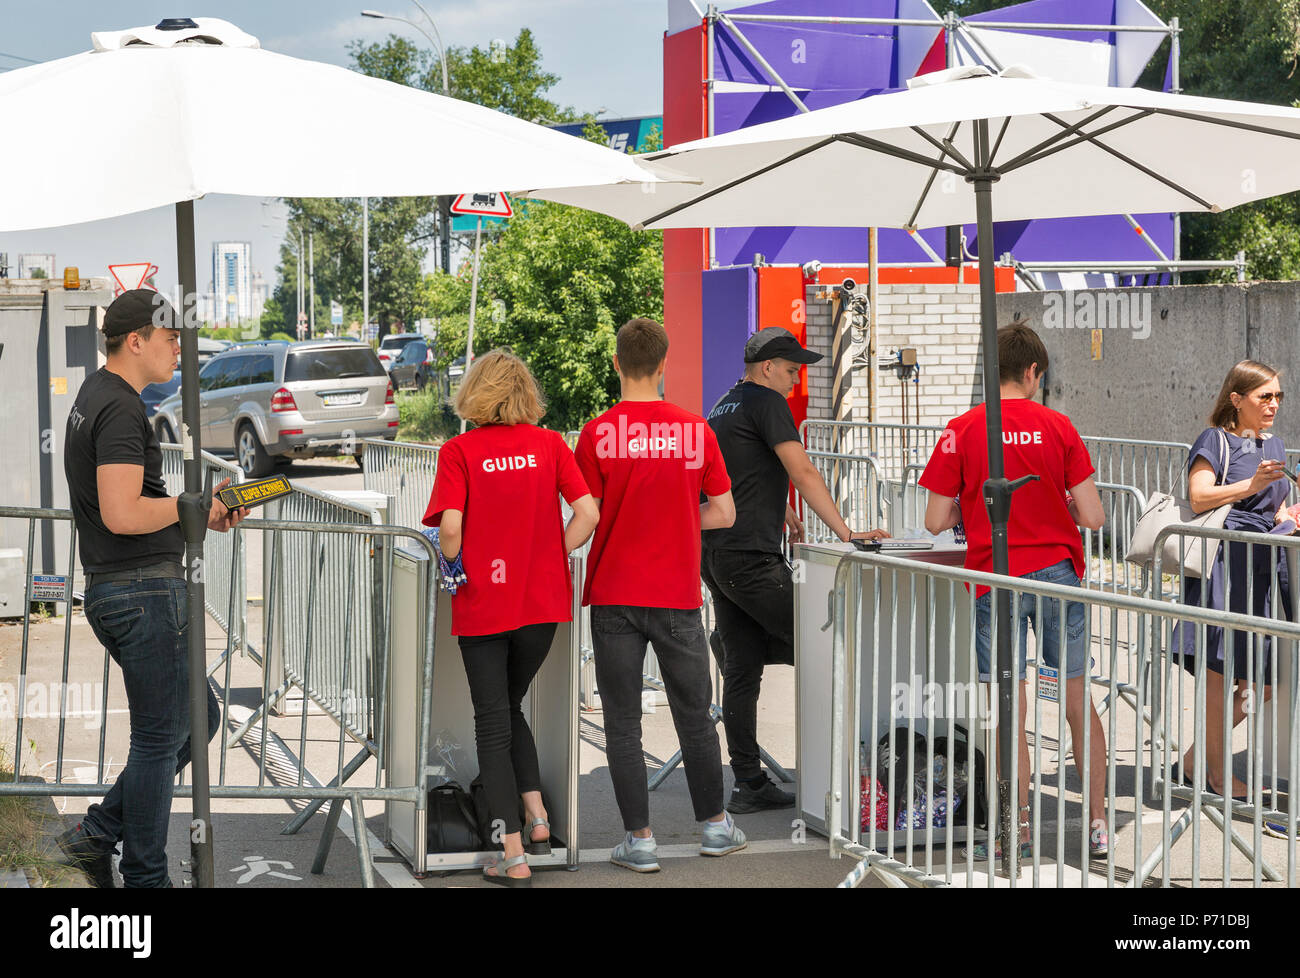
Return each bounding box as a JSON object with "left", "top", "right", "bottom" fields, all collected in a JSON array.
[
  {"left": 703, "top": 327, "right": 886, "bottom": 813},
  {"left": 59, "top": 289, "right": 246, "bottom": 888}
]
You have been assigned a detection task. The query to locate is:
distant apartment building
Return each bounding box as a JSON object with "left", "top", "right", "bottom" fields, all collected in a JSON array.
[
  {"left": 212, "top": 241, "right": 252, "bottom": 325},
  {"left": 18, "top": 253, "right": 56, "bottom": 278},
  {"left": 251, "top": 270, "right": 268, "bottom": 320}
]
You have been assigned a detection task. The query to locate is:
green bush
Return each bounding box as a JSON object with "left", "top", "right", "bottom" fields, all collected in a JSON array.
[
  {"left": 398, "top": 387, "right": 459, "bottom": 444},
  {"left": 270, "top": 331, "right": 294, "bottom": 342}
]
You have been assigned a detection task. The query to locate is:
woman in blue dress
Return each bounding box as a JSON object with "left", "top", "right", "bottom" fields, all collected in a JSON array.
[{"left": 1175, "top": 360, "right": 1292, "bottom": 800}]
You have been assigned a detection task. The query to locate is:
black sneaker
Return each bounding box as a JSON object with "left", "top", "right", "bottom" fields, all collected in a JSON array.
[
  {"left": 726, "top": 775, "right": 795, "bottom": 814},
  {"left": 56, "top": 822, "right": 117, "bottom": 889}
]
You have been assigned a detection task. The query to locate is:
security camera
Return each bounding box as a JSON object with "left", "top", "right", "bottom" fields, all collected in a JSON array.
[
  {"left": 801, "top": 259, "right": 823, "bottom": 277},
  {"left": 840, "top": 277, "right": 857, "bottom": 293}
]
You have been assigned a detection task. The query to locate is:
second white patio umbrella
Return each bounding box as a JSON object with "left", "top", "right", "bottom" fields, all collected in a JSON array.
[{"left": 534, "top": 63, "right": 1300, "bottom": 875}]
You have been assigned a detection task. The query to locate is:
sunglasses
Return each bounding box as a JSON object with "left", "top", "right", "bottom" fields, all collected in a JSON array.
[{"left": 1256, "top": 391, "right": 1285, "bottom": 405}]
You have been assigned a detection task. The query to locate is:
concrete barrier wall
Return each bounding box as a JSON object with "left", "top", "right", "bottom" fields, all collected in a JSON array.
[
  {"left": 999, "top": 282, "right": 1300, "bottom": 447},
  {"left": 807, "top": 279, "right": 1300, "bottom": 451}
]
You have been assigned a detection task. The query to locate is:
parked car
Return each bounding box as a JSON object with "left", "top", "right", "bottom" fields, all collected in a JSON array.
[
  {"left": 152, "top": 339, "right": 398, "bottom": 476},
  {"left": 141, "top": 369, "right": 182, "bottom": 419},
  {"left": 387, "top": 338, "right": 433, "bottom": 391},
  {"left": 197, "top": 336, "right": 229, "bottom": 364},
  {"left": 376, "top": 333, "right": 425, "bottom": 371}
]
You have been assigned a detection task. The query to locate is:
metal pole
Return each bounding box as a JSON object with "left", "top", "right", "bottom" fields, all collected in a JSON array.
[
  {"left": 174, "top": 199, "right": 215, "bottom": 888},
  {"left": 362, "top": 197, "right": 370, "bottom": 342},
  {"left": 1171, "top": 16, "right": 1182, "bottom": 283},
  {"left": 296, "top": 227, "right": 304, "bottom": 340},
  {"left": 971, "top": 118, "right": 1023, "bottom": 880},
  {"left": 707, "top": 4, "right": 717, "bottom": 269},
  {"left": 308, "top": 231, "right": 315, "bottom": 338},
  {"left": 868, "top": 228, "right": 878, "bottom": 424},
  {"left": 460, "top": 215, "right": 484, "bottom": 434}
]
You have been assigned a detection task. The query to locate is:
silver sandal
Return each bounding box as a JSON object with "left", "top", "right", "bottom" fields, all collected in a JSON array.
[
  {"left": 525, "top": 817, "right": 552, "bottom": 856},
  {"left": 483, "top": 852, "right": 531, "bottom": 888}
]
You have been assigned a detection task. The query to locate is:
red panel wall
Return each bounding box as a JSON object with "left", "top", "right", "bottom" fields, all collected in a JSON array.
[
  {"left": 755, "top": 266, "right": 809, "bottom": 430},
  {"left": 662, "top": 23, "right": 709, "bottom": 415}
]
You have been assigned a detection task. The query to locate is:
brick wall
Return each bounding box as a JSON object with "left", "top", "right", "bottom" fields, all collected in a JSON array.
[{"left": 806, "top": 282, "right": 985, "bottom": 428}]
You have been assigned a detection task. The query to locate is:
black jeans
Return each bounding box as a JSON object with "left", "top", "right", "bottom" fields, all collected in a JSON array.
[
  {"left": 82, "top": 577, "right": 221, "bottom": 887},
  {"left": 700, "top": 548, "right": 794, "bottom": 782},
  {"left": 457, "top": 622, "right": 556, "bottom": 837},
  {"left": 591, "top": 604, "right": 723, "bottom": 830}
]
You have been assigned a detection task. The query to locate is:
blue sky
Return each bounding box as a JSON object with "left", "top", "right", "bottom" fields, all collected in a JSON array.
[{"left": 0, "top": 0, "right": 672, "bottom": 296}]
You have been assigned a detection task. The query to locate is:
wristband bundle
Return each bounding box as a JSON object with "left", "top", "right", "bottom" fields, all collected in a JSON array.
[{"left": 421, "top": 527, "right": 468, "bottom": 594}]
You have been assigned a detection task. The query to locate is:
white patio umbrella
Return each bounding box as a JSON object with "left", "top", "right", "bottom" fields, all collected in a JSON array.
[
  {"left": 0, "top": 17, "right": 674, "bottom": 887},
  {"left": 534, "top": 63, "right": 1300, "bottom": 874}
]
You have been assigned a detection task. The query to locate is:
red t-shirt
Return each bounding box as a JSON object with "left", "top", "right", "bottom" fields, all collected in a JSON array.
[
  {"left": 422, "top": 424, "right": 590, "bottom": 636},
  {"left": 575, "top": 400, "right": 731, "bottom": 609},
  {"left": 919, "top": 398, "right": 1094, "bottom": 596}
]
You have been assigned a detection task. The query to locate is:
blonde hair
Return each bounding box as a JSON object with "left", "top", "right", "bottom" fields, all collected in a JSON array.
[
  {"left": 1209, "top": 360, "right": 1279, "bottom": 429},
  {"left": 453, "top": 349, "right": 546, "bottom": 426}
]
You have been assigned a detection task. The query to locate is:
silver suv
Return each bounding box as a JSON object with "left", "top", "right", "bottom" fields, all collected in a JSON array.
[{"left": 153, "top": 340, "right": 398, "bottom": 476}]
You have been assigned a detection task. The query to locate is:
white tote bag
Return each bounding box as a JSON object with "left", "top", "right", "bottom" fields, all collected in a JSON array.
[{"left": 1126, "top": 429, "right": 1231, "bottom": 579}]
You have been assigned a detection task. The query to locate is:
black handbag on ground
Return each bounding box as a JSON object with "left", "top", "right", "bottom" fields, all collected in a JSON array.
[{"left": 426, "top": 783, "right": 483, "bottom": 853}]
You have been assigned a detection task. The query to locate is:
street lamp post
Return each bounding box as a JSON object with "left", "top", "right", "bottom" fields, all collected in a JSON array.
[{"left": 362, "top": 7, "right": 452, "bottom": 274}]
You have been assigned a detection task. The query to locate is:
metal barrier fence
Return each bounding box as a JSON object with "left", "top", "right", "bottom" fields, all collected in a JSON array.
[
  {"left": 800, "top": 419, "right": 1193, "bottom": 504},
  {"left": 264, "top": 485, "right": 380, "bottom": 744},
  {"left": 0, "top": 505, "right": 438, "bottom": 888},
  {"left": 802, "top": 420, "right": 944, "bottom": 483},
  {"left": 1082, "top": 436, "right": 1190, "bottom": 502},
  {"left": 159, "top": 444, "right": 246, "bottom": 645},
  {"left": 361, "top": 437, "right": 439, "bottom": 530},
  {"left": 804, "top": 450, "right": 888, "bottom": 541},
  {"left": 1145, "top": 523, "right": 1300, "bottom": 888},
  {"left": 826, "top": 539, "right": 1300, "bottom": 889}
]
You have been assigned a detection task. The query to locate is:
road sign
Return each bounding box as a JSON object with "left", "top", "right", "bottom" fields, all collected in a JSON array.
[
  {"left": 450, "top": 192, "right": 512, "bottom": 218},
  {"left": 108, "top": 262, "right": 158, "bottom": 295},
  {"left": 330, "top": 300, "right": 343, "bottom": 326}
]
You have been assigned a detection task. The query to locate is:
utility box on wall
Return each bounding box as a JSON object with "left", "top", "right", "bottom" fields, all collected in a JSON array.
[{"left": 0, "top": 282, "right": 111, "bottom": 583}]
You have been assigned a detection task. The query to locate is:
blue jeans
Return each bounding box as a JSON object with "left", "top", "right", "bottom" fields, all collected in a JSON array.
[
  {"left": 82, "top": 576, "right": 220, "bottom": 888},
  {"left": 974, "top": 560, "right": 1088, "bottom": 683}
]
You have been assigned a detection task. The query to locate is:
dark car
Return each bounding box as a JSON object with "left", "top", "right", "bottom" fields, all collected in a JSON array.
[
  {"left": 141, "top": 370, "right": 182, "bottom": 419},
  {"left": 388, "top": 338, "right": 432, "bottom": 391}
]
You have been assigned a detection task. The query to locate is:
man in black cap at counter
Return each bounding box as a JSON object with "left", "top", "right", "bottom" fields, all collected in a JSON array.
[
  {"left": 57, "top": 288, "right": 246, "bottom": 887},
  {"left": 703, "top": 326, "right": 886, "bottom": 813}
]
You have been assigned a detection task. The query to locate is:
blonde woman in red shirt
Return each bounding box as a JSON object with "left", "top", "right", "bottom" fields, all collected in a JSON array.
[{"left": 423, "top": 350, "right": 598, "bottom": 887}]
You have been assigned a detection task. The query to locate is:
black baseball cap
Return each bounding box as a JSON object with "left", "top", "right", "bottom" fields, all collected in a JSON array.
[
  {"left": 743, "top": 327, "right": 823, "bottom": 364},
  {"left": 102, "top": 288, "right": 177, "bottom": 337}
]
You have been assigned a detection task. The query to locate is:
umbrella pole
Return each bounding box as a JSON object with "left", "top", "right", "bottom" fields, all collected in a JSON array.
[
  {"left": 174, "top": 200, "right": 216, "bottom": 889},
  {"left": 972, "top": 131, "right": 1035, "bottom": 879}
]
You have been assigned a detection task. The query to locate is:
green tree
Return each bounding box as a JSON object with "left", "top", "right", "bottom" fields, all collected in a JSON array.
[
  {"left": 348, "top": 28, "right": 576, "bottom": 122},
  {"left": 270, "top": 196, "right": 435, "bottom": 336},
  {"left": 440, "top": 200, "right": 662, "bottom": 431}
]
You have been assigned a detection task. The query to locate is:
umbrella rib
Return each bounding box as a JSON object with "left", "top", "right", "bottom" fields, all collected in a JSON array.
[
  {"left": 910, "top": 124, "right": 975, "bottom": 173},
  {"left": 905, "top": 123, "right": 964, "bottom": 229},
  {"left": 834, "top": 132, "right": 968, "bottom": 175},
  {"left": 1038, "top": 111, "right": 1216, "bottom": 210},
  {"left": 638, "top": 137, "right": 838, "bottom": 228},
  {"left": 996, "top": 105, "right": 1121, "bottom": 171},
  {"left": 998, "top": 109, "right": 1154, "bottom": 173},
  {"left": 1148, "top": 107, "right": 1300, "bottom": 143},
  {"left": 987, "top": 117, "right": 1012, "bottom": 167}
]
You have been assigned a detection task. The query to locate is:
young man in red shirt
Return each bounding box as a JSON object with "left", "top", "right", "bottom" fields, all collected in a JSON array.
[
  {"left": 575, "top": 317, "right": 744, "bottom": 873},
  {"left": 920, "top": 322, "right": 1110, "bottom": 860}
]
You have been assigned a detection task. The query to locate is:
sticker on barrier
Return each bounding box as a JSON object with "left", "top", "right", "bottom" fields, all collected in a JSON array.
[
  {"left": 30, "top": 575, "right": 68, "bottom": 602},
  {"left": 1036, "top": 664, "right": 1059, "bottom": 703}
]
